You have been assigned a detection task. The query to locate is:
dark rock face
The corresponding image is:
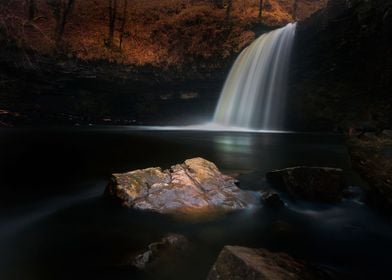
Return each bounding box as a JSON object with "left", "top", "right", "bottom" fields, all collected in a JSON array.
[
  {"left": 105, "top": 158, "right": 255, "bottom": 214},
  {"left": 290, "top": 0, "right": 392, "bottom": 131},
  {"left": 207, "top": 246, "right": 334, "bottom": 280},
  {"left": 347, "top": 134, "right": 392, "bottom": 214},
  {"left": 266, "top": 166, "right": 345, "bottom": 202},
  {"left": 131, "top": 234, "right": 188, "bottom": 270}
]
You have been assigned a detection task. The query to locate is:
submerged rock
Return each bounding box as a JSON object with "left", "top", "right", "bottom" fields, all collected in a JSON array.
[
  {"left": 207, "top": 246, "right": 334, "bottom": 280},
  {"left": 266, "top": 166, "right": 345, "bottom": 203},
  {"left": 260, "top": 191, "right": 284, "bottom": 208},
  {"left": 131, "top": 234, "right": 188, "bottom": 270},
  {"left": 105, "top": 158, "right": 254, "bottom": 214},
  {"left": 381, "top": 129, "right": 392, "bottom": 138}
]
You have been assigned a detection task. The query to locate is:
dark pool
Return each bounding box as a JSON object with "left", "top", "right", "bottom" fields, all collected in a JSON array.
[{"left": 0, "top": 127, "right": 391, "bottom": 280}]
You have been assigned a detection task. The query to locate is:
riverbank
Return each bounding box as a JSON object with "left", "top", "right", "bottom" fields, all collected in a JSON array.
[
  {"left": 347, "top": 131, "right": 392, "bottom": 214},
  {"left": 0, "top": 51, "right": 225, "bottom": 127}
]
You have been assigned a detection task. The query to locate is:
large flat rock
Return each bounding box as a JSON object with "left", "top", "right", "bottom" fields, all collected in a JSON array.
[
  {"left": 105, "top": 158, "right": 254, "bottom": 214},
  {"left": 207, "top": 246, "right": 334, "bottom": 280}
]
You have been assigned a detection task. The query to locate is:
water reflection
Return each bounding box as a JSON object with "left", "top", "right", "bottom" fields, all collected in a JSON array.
[
  {"left": 211, "top": 133, "right": 260, "bottom": 170},
  {"left": 213, "top": 134, "right": 253, "bottom": 154},
  {"left": 1, "top": 128, "right": 389, "bottom": 280}
]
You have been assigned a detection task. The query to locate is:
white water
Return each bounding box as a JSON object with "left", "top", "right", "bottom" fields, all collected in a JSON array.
[
  {"left": 213, "top": 23, "right": 297, "bottom": 130},
  {"left": 124, "top": 124, "right": 293, "bottom": 133}
]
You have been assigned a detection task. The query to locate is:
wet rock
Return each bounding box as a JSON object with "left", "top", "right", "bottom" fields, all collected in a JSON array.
[
  {"left": 260, "top": 191, "right": 284, "bottom": 208},
  {"left": 347, "top": 137, "right": 392, "bottom": 214},
  {"left": 342, "top": 186, "right": 362, "bottom": 200},
  {"left": 180, "top": 91, "right": 199, "bottom": 100},
  {"left": 266, "top": 166, "right": 345, "bottom": 203},
  {"left": 359, "top": 132, "right": 378, "bottom": 141},
  {"left": 381, "top": 129, "right": 392, "bottom": 138},
  {"left": 105, "top": 158, "right": 254, "bottom": 214},
  {"left": 0, "top": 109, "right": 21, "bottom": 127},
  {"left": 131, "top": 234, "right": 188, "bottom": 269},
  {"left": 207, "top": 246, "right": 334, "bottom": 280}
]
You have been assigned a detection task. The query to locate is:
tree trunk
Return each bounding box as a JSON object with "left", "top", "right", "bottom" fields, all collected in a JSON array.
[
  {"left": 47, "top": 0, "right": 75, "bottom": 49},
  {"left": 27, "top": 0, "right": 36, "bottom": 22},
  {"left": 258, "top": 0, "right": 263, "bottom": 19},
  {"left": 108, "top": 0, "right": 118, "bottom": 47},
  {"left": 54, "top": 0, "right": 75, "bottom": 48},
  {"left": 119, "top": 0, "right": 128, "bottom": 49},
  {"left": 292, "top": 0, "right": 298, "bottom": 21},
  {"left": 225, "top": 0, "right": 232, "bottom": 21}
]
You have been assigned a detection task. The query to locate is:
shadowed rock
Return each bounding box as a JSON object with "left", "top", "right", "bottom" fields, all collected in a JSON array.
[
  {"left": 207, "top": 246, "right": 334, "bottom": 280},
  {"left": 347, "top": 135, "right": 392, "bottom": 214},
  {"left": 382, "top": 130, "right": 392, "bottom": 138},
  {"left": 105, "top": 158, "right": 255, "bottom": 214},
  {"left": 131, "top": 234, "right": 188, "bottom": 270},
  {"left": 260, "top": 191, "right": 284, "bottom": 208},
  {"left": 266, "top": 166, "right": 345, "bottom": 203}
]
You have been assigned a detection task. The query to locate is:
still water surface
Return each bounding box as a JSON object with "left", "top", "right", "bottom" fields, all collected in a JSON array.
[{"left": 0, "top": 127, "right": 391, "bottom": 279}]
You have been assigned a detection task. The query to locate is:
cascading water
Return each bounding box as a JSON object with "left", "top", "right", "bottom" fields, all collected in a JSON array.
[{"left": 213, "top": 23, "right": 297, "bottom": 130}]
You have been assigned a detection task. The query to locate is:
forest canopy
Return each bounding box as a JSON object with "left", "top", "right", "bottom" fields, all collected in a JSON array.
[{"left": 0, "top": 0, "right": 325, "bottom": 66}]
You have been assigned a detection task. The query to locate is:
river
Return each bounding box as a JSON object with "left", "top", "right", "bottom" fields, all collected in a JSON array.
[{"left": 0, "top": 127, "right": 391, "bottom": 279}]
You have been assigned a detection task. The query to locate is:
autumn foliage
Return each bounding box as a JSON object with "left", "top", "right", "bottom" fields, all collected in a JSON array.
[{"left": 0, "top": 0, "right": 325, "bottom": 67}]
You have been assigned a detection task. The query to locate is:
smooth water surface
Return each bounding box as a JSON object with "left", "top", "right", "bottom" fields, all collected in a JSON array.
[{"left": 0, "top": 127, "right": 391, "bottom": 280}]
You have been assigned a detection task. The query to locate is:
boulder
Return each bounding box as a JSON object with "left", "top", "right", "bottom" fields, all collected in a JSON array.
[
  {"left": 207, "top": 246, "right": 334, "bottom": 280},
  {"left": 105, "top": 158, "right": 254, "bottom": 214},
  {"left": 266, "top": 166, "right": 345, "bottom": 203}
]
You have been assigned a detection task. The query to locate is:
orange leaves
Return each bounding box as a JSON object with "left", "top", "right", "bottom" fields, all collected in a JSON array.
[{"left": 1, "top": 0, "right": 324, "bottom": 67}]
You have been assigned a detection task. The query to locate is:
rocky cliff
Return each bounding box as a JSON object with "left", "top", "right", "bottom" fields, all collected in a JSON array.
[{"left": 290, "top": 0, "right": 392, "bottom": 131}]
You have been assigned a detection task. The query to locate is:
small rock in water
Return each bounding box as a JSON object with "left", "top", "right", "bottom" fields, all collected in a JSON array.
[
  {"left": 342, "top": 186, "right": 363, "bottom": 200},
  {"left": 260, "top": 191, "right": 284, "bottom": 208},
  {"left": 207, "top": 246, "right": 335, "bottom": 280},
  {"left": 381, "top": 129, "right": 392, "bottom": 138},
  {"left": 131, "top": 234, "right": 188, "bottom": 270},
  {"left": 266, "top": 166, "right": 346, "bottom": 203},
  {"left": 105, "top": 158, "right": 255, "bottom": 214},
  {"left": 359, "top": 132, "right": 377, "bottom": 141}
]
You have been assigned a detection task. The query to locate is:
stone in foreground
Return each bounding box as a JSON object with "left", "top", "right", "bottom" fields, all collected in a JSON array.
[
  {"left": 207, "top": 246, "right": 334, "bottom": 280},
  {"left": 105, "top": 158, "right": 254, "bottom": 214},
  {"left": 266, "top": 166, "right": 345, "bottom": 203}
]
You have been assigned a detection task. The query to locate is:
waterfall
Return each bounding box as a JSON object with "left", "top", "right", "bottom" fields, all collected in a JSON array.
[{"left": 213, "top": 23, "right": 297, "bottom": 130}]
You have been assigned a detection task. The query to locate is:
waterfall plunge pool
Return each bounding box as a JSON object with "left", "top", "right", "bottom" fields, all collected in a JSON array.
[{"left": 0, "top": 127, "right": 391, "bottom": 280}]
